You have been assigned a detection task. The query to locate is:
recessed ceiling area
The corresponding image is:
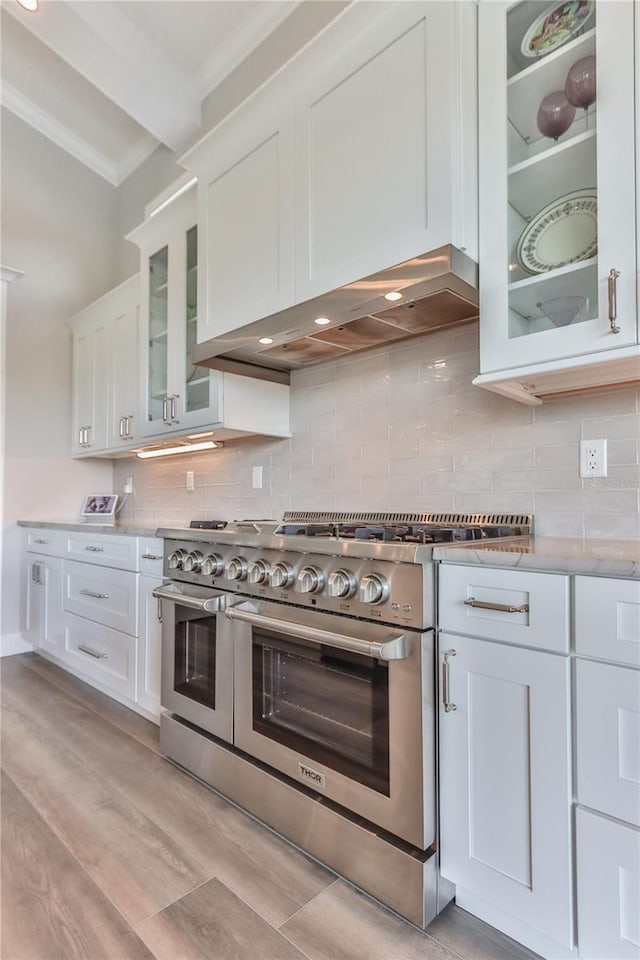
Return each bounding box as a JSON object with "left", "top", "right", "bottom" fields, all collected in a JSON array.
[{"left": 0, "top": 0, "right": 308, "bottom": 185}]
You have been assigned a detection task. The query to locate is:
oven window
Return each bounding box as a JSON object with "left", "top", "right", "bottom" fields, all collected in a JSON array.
[
  {"left": 252, "top": 630, "right": 390, "bottom": 795},
  {"left": 174, "top": 612, "right": 217, "bottom": 709}
]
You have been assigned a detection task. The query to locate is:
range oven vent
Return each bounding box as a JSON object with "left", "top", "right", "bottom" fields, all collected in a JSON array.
[{"left": 281, "top": 511, "right": 533, "bottom": 533}]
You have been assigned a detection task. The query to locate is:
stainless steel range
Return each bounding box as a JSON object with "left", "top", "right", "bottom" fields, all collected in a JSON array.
[{"left": 154, "top": 511, "right": 531, "bottom": 928}]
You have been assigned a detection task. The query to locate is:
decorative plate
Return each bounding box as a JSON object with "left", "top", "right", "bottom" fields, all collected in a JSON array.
[
  {"left": 521, "top": 1, "right": 595, "bottom": 58},
  {"left": 516, "top": 189, "right": 597, "bottom": 275}
]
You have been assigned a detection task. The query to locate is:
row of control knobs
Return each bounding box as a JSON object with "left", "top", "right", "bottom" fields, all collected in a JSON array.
[{"left": 168, "top": 549, "right": 390, "bottom": 604}]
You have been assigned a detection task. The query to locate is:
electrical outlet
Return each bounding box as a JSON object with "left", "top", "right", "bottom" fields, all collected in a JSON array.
[
  {"left": 580, "top": 439, "right": 607, "bottom": 478},
  {"left": 123, "top": 476, "right": 134, "bottom": 495},
  {"left": 252, "top": 466, "right": 263, "bottom": 489},
  {"left": 186, "top": 470, "right": 195, "bottom": 491}
]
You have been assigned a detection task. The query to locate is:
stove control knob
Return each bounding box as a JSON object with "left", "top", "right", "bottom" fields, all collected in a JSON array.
[
  {"left": 359, "top": 574, "right": 390, "bottom": 605},
  {"left": 271, "top": 561, "right": 295, "bottom": 589},
  {"left": 201, "top": 553, "right": 224, "bottom": 577},
  {"left": 226, "top": 556, "right": 248, "bottom": 581},
  {"left": 248, "top": 559, "right": 271, "bottom": 584},
  {"left": 327, "top": 569, "right": 357, "bottom": 599},
  {"left": 182, "top": 550, "right": 203, "bottom": 573},
  {"left": 167, "top": 549, "right": 187, "bottom": 570},
  {"left": 297, "top": 566, "right": 325, "bottom": 594}
]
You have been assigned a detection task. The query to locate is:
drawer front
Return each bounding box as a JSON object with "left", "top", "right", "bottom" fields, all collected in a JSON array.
[
  {"left": 25, "top": 529, "right": 66, "bottom": 557},
  {"left": 62, "top": 612, "right": 136, "bottom": 700},
  {"left": 438, "top": 565, "right": 569, "bottom": 653},
  {"left": 66, "top": 532, "right": 139, "bottom": 571},
  {"left": 63, "top": 561, "right": 137, "bottom": 635},
  {"left": 576, "top": 658, "right": 640, "bottom": 827},
  {"left": 576, "top": 808, "right": 640, "bottom": 959},
  {"left": 138, "top": 537, "right": 163, "bottom": 577},
  {"left": 575, "top": 576, "right": 640, "bottom": 667}
]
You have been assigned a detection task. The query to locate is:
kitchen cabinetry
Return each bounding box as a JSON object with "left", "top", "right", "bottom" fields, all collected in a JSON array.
[
  {"left": 575, "top": 575, "right": 640, "bottom": 960},
  {"left": 70, "top": 275, "right": 140, "bottom": 456},
  {"left": 473, "top": 0, "right": 639, "bottom": 405},
  {"left": 21, "top": 527, "right": 164, "bottom": 721},
  {"left": 438, "top": 564, "right": 573, "bottom": 955},
  {"left": 128, "top": 182, "right": 291, "bottom": 440},
  {"left": 24, "top": 532, "right": 64, "bottom": 659},
  {"left": 127, "top": 182, "right": 221, "bottom": 438},
  {"left": 182, "top": 1, "right": 477, "bottom": 342}
]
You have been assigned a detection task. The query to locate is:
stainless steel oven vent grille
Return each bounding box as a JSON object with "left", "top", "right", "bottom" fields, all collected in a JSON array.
[{"left": 281, "top": 511, "right": 532, "bottom": 532}]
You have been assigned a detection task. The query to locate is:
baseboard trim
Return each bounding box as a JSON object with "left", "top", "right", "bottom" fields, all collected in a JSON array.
[{"left": 0, "top": 632, "right": 33, "bottom": 657}]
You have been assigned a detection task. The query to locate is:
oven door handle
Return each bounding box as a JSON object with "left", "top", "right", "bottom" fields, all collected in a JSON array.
[
  {"left": 152, "top": 584, "right": 226, "bottom": 613},
  {"left": 225, "top": 605, "right": 410, "bottom": 661}
]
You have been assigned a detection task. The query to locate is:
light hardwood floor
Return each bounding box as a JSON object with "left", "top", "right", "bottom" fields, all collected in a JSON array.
[{"left": 1, "top": 653, "right": 542, "bottom": 960}]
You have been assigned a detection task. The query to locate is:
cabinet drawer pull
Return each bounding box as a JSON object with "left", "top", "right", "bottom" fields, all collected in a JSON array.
[
  {"left": 78, "top": 643, "right": 108, "bottom": 660},
  {"left": 79, "top": 589, "right": 110, "bottom": 600},
  {"left": 141, "top": 553, "right": 162, "bottom": 560},
  {"left": 607, "top": 268, "right": 621, "bottom": 334},
  {"left": 464, "top": 597, "right": 529, "bottom": 614},
  {"left": 34, "top": 538, "right": 50, "bottom": 544},
  {"left": 84, "top": 545, "right": 105, "bottom": 553},
  {"left": 442, "top": 649, "right": 456, "bottom": 713}
]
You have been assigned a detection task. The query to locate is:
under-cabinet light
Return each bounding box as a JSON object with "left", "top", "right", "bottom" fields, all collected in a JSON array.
[
  {"left": 258, "top": 337, "right": 274, "bottom": 345},
  {"left": 384, "top": 291, "right": 403, "bottom": 302},
  {"left": 17, "top": 0, "right": 38, "bottom": 10},
  {"left": 149, "top": 177, "right": 197, "bottom": 218},
  {"left": 314, "top": 317, "right": 331, "bottom": 325},
  {"left": 136, "top": 440, "right": 222, "bottom": 459},
  {"left": 186, "top": 431, "right": 215, "bottom": 440}
]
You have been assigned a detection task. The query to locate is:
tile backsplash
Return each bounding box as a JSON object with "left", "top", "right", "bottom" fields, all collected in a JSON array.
[{"left": 114, "top": 323, "right": 640, "bottom": 539}]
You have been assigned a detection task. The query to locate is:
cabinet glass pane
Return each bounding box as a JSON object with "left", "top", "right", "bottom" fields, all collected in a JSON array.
[
  {"left": 149, "top": 246, "right": 168, "bottom": 422},
  {"left": 185, "top": 226, "right": 209, "bottom": 413},
  {"left": 505, "top": 1, "right": 598, "bottom": 341}
]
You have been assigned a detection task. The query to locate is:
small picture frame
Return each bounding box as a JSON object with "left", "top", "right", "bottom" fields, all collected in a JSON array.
[{"left": 80, "top": 494, "right": 119, "bottom": 522}]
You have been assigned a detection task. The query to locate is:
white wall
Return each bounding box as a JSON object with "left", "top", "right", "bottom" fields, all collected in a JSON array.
[
  {"left": 1, "top": 110, "right": 119, "bottom": 645},
  {"left": 113, "top": 323, "right": 640, "bottom": 540}
]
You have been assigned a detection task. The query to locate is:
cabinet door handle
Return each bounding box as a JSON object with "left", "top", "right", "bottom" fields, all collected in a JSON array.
[
  {"left": 79, "top": 588, "right": 110, "bottom": 599},
  {"left": 607, "top": 268, "right": 621, "bottom": 333},
  {"left": 84, "top": 426, "right": 91, "bottom": 447},
  {"left": 464, "top": 597, "right": 529, "bottom": 614},
  {"left": 78, "top": 427, "right": 84, "bottom": 446},
  {"left": 125, "top": 416, "right": 132, "bottom": 437},
  {"left": 78, "top": 643, "right": 108, "bottom": 660},
  {"left": 442, "top": 649, "right": 457, "bottom": 713},
  {"left": 31, "top": 562, "right": 40, "bottom": 584},
  {"left": 141, "top": 553, "right": 162, "bottom": 560},
  {"left": 162, "top": 396, "right": 168, "bottom": 423},
  {"left": 170, "top": 394, "right": 180, "bottom": 422},
  {"left": 157, "top": 597, "right": 163, "bottom": 623},
  {"left": 34, "top": 538, "right": 50, "bottom": 544},
  {"left": 84, "top": 545, "right": 105, "bottom": 553},
  {"left": 119, "top": 417, "right": 125, "bottom": 438}
]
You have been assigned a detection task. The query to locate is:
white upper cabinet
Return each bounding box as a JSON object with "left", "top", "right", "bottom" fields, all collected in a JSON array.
[
  {"left": 294, "top": 2, "right": 476, "bottom": 301},
  {"left": 474, "top": 0, "right": 639, "bottom": 405},
  {"left": 70, "top": 275, "right": 140, "bottom": 457},
  {"left": 128, "top": 184, "right": 223, "bottom": 438},
  {"left": 183, "top": 95, "right": 295, "bottom": 342},
  {"left": 182, "top": 1, "right": 477, "bottom": 342}
]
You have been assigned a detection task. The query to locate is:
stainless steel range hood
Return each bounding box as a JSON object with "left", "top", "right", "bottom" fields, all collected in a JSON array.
[{"left": 191, "top": 245, "right": 478, "bottom": 384}]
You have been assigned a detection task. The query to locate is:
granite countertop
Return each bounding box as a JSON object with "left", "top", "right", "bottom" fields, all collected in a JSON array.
[
  {"left": 17, "top": 519, "right": 165, "bottom": 538},
  {"left": 433, "top": 537, "right": 640, "bottom": 580}
]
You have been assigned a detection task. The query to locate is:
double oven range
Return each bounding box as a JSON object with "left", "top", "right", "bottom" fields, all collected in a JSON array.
[{"left": 154, "top": 511, "right": 531, "bottom": 927}]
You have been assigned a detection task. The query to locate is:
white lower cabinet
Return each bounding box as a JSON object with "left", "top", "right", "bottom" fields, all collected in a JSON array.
[
  {"left": 439, "top": 631, "right": 573, "bottom": 951},
  {"left": 21, "top": 528, "right": 163, "bottom": 722},
  {"left": 576, "top": 808, "right": 640, "bottom": 960},
  {"left": 24, "top": 553, "right": 64, "bottom": 659},
  {"left": 136, "top": 574, "right": 163, "bottom": 716}
]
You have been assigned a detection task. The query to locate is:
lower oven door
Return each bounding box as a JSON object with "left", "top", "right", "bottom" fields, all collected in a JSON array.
[
  {"left": 154, "top": 582, "right": 233, "bottom": 742},
  {"left": 227, "top": 598, "right": 434, "bottom": 849}
]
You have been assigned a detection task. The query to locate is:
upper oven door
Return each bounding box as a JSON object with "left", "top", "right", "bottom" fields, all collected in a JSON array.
[
  {"left": 227, "top": 599, "right": 434, "bottom": 850},
  {"left": 154, "top": 582, "right": 233, "bottom": 742}
]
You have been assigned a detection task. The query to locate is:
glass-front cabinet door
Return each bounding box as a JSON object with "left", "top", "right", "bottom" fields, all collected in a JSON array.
[
  {"left": 479, "top": 0, "right": 637, "bottom": 374},
  {"left": 130, "top": 182, "right": 222, "bottom": 439}
]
